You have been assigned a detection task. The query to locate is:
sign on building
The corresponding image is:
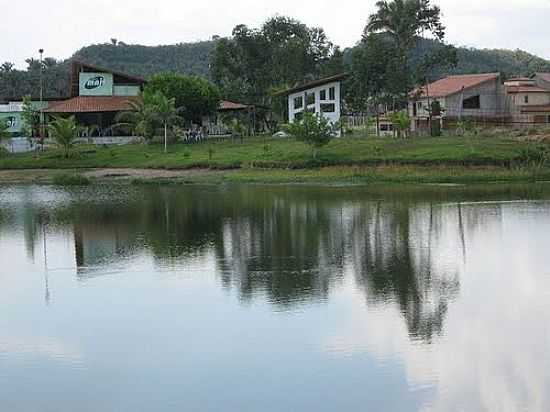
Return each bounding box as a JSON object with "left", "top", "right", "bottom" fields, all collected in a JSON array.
[
  {"left": 0, "top": 113, "right": 21, "bottom": 133},
  {"left": 79, "top": 72, "right": 114, "bottom": 96}
]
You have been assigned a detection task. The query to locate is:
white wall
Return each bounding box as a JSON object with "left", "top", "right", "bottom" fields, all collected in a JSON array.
[
  {"left": 508, "top": 92, "right": 550, "bottom": 107},
  {"left": 288, "top": 81, "right": 342, "bottom": 126},
  {"left": 114, "top": 85, "right": 141, "bottom": 96}
]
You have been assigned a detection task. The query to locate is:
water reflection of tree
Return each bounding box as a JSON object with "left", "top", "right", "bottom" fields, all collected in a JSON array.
[
  {"left": 214, "top": 193, "right": 347, "bottom": 307},
  {"left": 349, "top": 201, "right": 458, "bottom": 343},
  {"left": 1, "top": 185, "right": 510, "bottom": 339}
]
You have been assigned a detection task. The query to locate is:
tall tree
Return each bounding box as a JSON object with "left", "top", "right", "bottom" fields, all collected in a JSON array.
[
  {"left": 150, "top": 92, "right": 178, "bottom": 153},
  {"left": 146, "top": 73, "right": 220, "bottom": 124},
  {"left": 211, "top": 16, "right": 338, "bottom": 106},
  {"left": 365, "top": 0, "right": 447, "bottom": 99},
  {"left": 347, "top": 34, "right": 405, "bottom": 114},
  {"left": 20, "top": 95, "right": 40, "bottom": 137}
]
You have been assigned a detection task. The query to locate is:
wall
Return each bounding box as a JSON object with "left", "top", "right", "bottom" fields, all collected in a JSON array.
[
  {"left": 288, "top": 81, "right": 341, "bottom": 126},
  {"left": 507, "top": 92, "right": 550, "bottom": 107},
  {"left": 114, "top": 85, "right": 141, "bottom": 96},
  {"left": 0, "top": 101, "right": 50, "bottom": 135},
  {"left": 444, "top": 79, "right": 503, "bottom": 118}
]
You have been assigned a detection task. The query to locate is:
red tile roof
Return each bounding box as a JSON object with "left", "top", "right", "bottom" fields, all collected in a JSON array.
[
  {"left": 219, "top": 100, "right": 249, "bottom": 111},
  {"left": 44, "top": 96, "right": 139, "bottom": 113},
  {"left": 413, "top": 73, "right": 500, "bottom": 99}
]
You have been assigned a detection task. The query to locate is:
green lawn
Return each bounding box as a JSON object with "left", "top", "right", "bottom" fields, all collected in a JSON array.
[{"left": 0, "top": 135, "right": 533, "bottom": 171}]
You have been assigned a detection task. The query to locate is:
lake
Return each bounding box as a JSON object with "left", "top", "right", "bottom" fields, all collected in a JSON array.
[{"left": 1, "top": 183, "right": 550, "bottom": 412}]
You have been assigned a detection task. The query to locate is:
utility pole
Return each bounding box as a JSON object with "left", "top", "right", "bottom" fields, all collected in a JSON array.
[{"left": 39, "top": 48, "right": 44, "bottom": 148}]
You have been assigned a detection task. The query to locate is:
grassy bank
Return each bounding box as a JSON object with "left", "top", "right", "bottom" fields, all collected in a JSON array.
[
  {"left": 0, "top": 135, "right": 532, "bottom": 170},
  {"left": 0, "top": 135, "right": 547, "bottom": 185}
]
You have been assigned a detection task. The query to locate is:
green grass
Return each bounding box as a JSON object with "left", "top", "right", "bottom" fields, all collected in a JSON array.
[
  {"left": 0, "top": 135, "right": 532, "bottom": 171},
  {"left": 223, "top": 165, "right": 550, "bottom": 185}
]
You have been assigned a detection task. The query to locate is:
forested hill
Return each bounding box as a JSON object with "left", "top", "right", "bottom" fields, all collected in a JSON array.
[
  {"left": 411, "top": 39, "right": 550, "bottom": 78},
  {"left": 72, "top": 40, "right": 215, "bottom": 78},
  {"left": 75, "top": 39, "right": 550, "bottom": 81},
  {"left": 2, "top": 39, "right": 550, "bottom": 101}
]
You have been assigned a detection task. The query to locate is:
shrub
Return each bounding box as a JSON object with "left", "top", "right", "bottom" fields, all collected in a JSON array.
[
  {"left": 284, "top": 112, "right": 338, "bottom": 159},
  {"left": 52, "top": 173, "right": 91, "bottom": 186}
]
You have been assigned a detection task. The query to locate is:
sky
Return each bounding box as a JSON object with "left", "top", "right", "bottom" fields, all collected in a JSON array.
[{"left": 2, "top": 0, "right": 550, "bottom": 69}]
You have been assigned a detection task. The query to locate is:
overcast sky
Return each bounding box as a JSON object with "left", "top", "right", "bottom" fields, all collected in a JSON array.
[{"left": 3, "top": 0, "right": 550, "bottom": 69}]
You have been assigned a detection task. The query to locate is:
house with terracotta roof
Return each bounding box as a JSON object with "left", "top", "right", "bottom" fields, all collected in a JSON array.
[
  {"left": 44, "top": 61, "right": 146, "bottom": 136},
  {"left": 409, "top": 73, "right": 505, "bottom": 132},
  {"left": 504, "top": 77, "right": 550, "bottom": 125}
]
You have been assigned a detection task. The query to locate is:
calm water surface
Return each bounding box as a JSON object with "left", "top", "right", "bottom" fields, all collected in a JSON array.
[{"left": 1, "top": 183, "right": 550, "bottom": 412}]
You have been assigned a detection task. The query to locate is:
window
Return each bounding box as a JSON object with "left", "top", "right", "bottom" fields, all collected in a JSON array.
[
  {"left": 320, "top": 103, "right": 335, "bottom": 113},
  {"left": 329, "top": 87, "right": 335, "bottom": 100},
  {"left": 463, "top": 95, "right": 481, "bottom": 110},
  {"left": 306, "top": 92, "right": 315, "bottom": 106},
  {"left": 320, "top": 89, "right": 327, "bottom": 101},
  {"left": 380, "top": 123, "right": 393, "bottom": 131},
  {"left": 413, "top": 103, "right": 417, "bottom": 117},
  {"left": 524, "top": 95, "right": 529, "bottom": 104},
  {"left": 293, "top": 96, "right": 303, "bottom": 110}
]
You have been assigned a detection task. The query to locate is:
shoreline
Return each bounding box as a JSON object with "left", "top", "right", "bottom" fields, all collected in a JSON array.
[{"left": 1, "top": 165, "right": 549, "bottom": 186}]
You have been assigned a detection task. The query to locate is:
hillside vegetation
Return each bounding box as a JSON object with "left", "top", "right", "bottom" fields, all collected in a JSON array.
[
  {"left": 2, "top": 38, "right": 550, "bottom": 101},
  {"left": 72, "top": 41, "right": 215, "bottom": 78}
]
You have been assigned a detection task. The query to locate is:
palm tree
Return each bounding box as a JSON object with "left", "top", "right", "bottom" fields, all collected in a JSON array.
[
  {"left": 114, "top": 92, "right": 156, "bottom": 142},
  {"left": 366, "top": 0, "right": 444, "bottom": 53},
  {"left": 365, "top": 0, "right": 445, "bottom": 102},
  {"left": 151, "top": 92, "right": 178, "bottom": 153},
  {"left": 47, "top": 116, "right": 80, "bottom": 158}
]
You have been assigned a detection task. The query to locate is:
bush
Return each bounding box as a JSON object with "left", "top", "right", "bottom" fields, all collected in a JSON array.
[{"left": 52, "top": 173, "right": 91, "bottom": 186}]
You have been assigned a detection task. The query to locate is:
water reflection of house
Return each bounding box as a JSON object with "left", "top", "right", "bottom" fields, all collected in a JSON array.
[{"left": 74, "top": 223, "right": 134, "bottom": 275}]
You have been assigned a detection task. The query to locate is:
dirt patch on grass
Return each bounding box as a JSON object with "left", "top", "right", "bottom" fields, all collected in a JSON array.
[
  {"left": 82, "top": 168, "right": 231, "bottom": 180},
  {"left": 0, "top": 168, "right": 235, "bottom": 185}
]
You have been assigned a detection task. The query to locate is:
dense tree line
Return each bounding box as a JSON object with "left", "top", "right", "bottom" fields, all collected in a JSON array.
[
  {"left": 2, "top": 16, "right": 550, "bottom": 103},
  {"left": 72, "top": 40, "right": 214, "bottom": 78},
  {"left": 0, "top": 59, "right": 69, "bottom": 100},
  {"left": 210, "top": 16, "right": 344, "bottom": 106}
]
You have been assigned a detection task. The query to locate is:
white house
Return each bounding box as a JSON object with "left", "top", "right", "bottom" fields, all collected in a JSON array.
[{"left": 280, "top": 73, "right": 347, "bottom": 129}]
